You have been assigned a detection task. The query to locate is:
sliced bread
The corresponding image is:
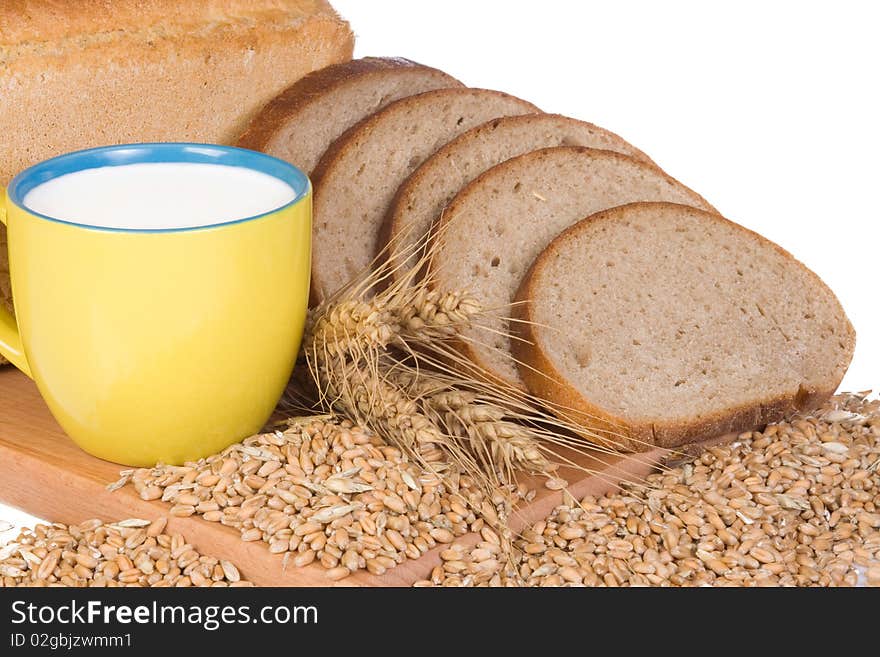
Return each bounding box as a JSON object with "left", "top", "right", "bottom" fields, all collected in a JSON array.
[
  {"left": 235, "top": 57, "right": 462, "bottom": 174},
  {"left": 310, "top": 88, "right": 539, "bottom": 303},
  {"left": 513, "top": 202, "right": 855, "bottom": 449},
  {"left": 428, "top": 146, "right": 714, "bottom": 389},
  {"left": 381, "top": 113, "right": 656, "bottom": 280}
]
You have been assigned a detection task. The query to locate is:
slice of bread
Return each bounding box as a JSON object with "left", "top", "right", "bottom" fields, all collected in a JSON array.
[
  {"left": 513, "top": 202, "right": 855, "bottom": 449},
  {"left": 381, "top": 113, "right": 656, "bottom": 280},
  {"left": 310, "top": 88, "right": 539, "bottom": 304},
  {"left": 428, "top": 146, "right": 714, "bottom": 389},
  {"left": 236, "top": 57, "right": 462, "bottom": 174}
]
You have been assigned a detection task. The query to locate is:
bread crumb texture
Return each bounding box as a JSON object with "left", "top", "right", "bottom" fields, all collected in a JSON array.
[{"left": 518, "top": 202, "right": 855, "bottom": 443}]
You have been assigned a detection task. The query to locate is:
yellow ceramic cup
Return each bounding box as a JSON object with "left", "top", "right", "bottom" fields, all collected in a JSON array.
[{"left": 0, "top": 144, "right": 311, "bottom": 466}]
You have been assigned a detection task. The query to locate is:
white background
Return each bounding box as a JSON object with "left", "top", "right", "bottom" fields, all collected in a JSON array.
[{"left": 2, "top": 0, "right": 878, "bottom": 533}]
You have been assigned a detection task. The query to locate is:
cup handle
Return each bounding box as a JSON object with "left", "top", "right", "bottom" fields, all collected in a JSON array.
[{"left": 0, "top": 190, "right": 33, "bottom": 378}]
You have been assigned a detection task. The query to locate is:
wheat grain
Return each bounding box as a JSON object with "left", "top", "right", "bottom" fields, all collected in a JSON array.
[
  {"left": 300, "top": 262, "right": 616, "bottom": 489},
  {"left": 0, "top": 518, "right": 251, "bottom": 587},
  {"left": 417, "top": 392, "right": 880, "bottom": 587},
  {"left": 112, "top": 415, "right": 528, "bottom": 581}
]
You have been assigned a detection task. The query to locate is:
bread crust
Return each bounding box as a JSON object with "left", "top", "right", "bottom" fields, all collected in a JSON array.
[
  {"left": 0, "top": 1, "right": 339, "bottom": 46},
  {"left": 0, "top": 0, "right": 354, "bottom": 363},
  {"left": 311, "top": 87, "right": 540, "bottom": 194},
  {"left": 379, "top": 113, "right": 659, "bottom": 284},
  {"left": 0, "top": 0, "right": 354, "bottom": 185},
  {"left": 1, "top": 8, "right": 353, "bottom": 185},
  {"left": 512, "top": 202, "right": 855, "bottom": 450},
  {"left": 427, "top": 146, "right": 716, "bottom": 390},
  {"left": 309, "top": 88, "right": 540, "bottom": 305},
  {"left": 236, "top": 57, "right": 462, "bottom": 155}
]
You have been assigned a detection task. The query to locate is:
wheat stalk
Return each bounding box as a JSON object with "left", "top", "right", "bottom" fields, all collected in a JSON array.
[
  {"left": 388, "top": 368, "right": 553, "bottom": 477},
  {"left": 292, "top": 225, "right": 642, "bottom": 508}
]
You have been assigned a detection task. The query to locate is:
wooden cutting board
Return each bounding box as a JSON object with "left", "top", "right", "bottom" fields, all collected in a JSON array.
[{"left": 0, "top": 367, "right": 723, "bottom": 586}]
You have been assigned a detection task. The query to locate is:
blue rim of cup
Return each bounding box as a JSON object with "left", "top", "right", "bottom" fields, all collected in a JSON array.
[{"left": 5, "top": 143, "right": 311, "bottom": 234}]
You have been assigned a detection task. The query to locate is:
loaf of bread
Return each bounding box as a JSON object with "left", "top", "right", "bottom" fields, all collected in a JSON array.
[
  {"left": 236, "top": 57, "right": 463, "bottom": 174},
  {"left": 382, "top": 113, "right": 656, "bottom": 280},
  {"left": 0, "top": 1, "right": 353, "bottom": 186},
  {"left": 310, "top": 88, "right": 539, "bottom": 304},
  {"left": 513, "top": 202, "right": 856, "bottom": 449},
  {"left": 0, "top": 0, "right": 355, "bottom": 357},
  {"left": 428, "top": 146, "right": 714, "bottom": 390}
]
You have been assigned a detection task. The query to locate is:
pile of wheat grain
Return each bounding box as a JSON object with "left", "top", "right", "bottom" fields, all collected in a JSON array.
[
  {"left": 0, "top": 518, "right": 251, "bottom": 587},
  {"left": 417, "top": 393, "right": 880, "bottom": 587},
  {"left": 112, "top": 415, "right": 532, "bottom": 580}
]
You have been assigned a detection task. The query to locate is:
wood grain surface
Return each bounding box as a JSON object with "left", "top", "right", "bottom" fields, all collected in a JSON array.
[{"left": 0, "top": 367, "right": 722, "bottom": 586}]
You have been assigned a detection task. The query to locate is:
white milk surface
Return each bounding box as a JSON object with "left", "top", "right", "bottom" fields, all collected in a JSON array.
[{"left": 22, "top": 162, "right": 297, "bottom": 230}]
